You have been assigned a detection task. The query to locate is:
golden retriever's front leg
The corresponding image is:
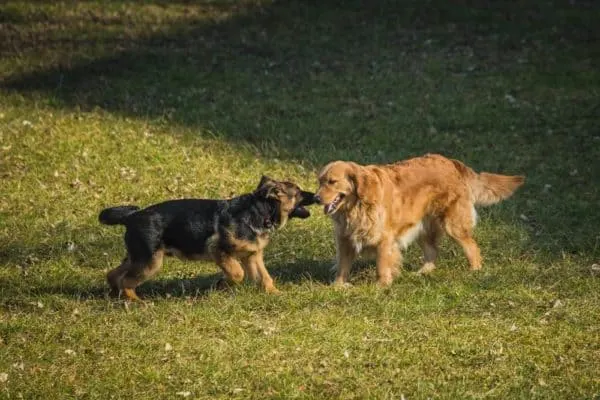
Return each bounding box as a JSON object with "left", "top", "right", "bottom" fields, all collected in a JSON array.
[
  {"left": 333, "top": 235, "right": 356, "bottom": 287},
  {"left": 376, "top": 237, "right": 401, "bottom": 287}
]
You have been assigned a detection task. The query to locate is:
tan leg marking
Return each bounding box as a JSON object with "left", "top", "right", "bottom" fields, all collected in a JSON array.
[
  {"left": 116, "top": 250, "right": 164, "bottom": 301},
  {"left": 216, "top": 253, "right": 245, "bottom": 285},
  {"left": 251, "top": 251, "right": 279, "bottom": 294}
]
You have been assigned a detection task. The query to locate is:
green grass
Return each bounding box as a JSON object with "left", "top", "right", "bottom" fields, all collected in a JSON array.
[{"left": 1, "top": 0, "right": 599, "bottom": 398}]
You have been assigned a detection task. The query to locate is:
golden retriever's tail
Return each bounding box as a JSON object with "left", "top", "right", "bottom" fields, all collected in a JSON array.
[
  {"left": 451, "top": 159, "right": 525, "bottom": 206},
  {"left": 471, "top": 173, "right": 525, "bottom": 206}
]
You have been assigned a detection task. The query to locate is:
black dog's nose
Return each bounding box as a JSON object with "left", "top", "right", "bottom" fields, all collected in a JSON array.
[{"left": 313, "top": 194, "right": 321, "bottom": 204}]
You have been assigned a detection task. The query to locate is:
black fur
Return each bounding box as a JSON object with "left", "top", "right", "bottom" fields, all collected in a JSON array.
[
  {"left": 101, "top": 192, "right": 314, "bottom": 263},
  {"left": 98, "top": 205, "right": 140, "bottom": 225},
  {"left": 100, "top": 176, "right": 316, "bottom": 297}
]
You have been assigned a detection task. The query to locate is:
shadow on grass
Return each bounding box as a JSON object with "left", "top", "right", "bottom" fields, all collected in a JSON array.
[
  {"left": 0, "top": 258, "right": 335, "bottom": 304},
  {"left": 0, "top": 241, "right": 114, "bottom": 271},
  {"left": 1, "top": 0, "right": 599, "bottom": 260},
  {"left": 2, "top": 1, "right": 598, "bottom": 159}
]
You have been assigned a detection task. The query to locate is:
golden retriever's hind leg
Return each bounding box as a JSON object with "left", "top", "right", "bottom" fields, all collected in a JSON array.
[
  {"left": 456, "top": 236, "right": 482, "bottom": 270},
  {"left": 443, "top": 203, "right": 482, "bottom": 270},
  {"left": 332, "top": 236, "right": 356, "bottom": 287},
  {"left": 376, "top": 237, "right": 401, "bottom": 287},
  {"left": 417, "top": 219, "right": 443, "bottom": 275}
]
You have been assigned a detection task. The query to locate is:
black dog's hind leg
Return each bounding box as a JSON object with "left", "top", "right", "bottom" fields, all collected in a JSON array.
[
  {"left": 119, "top": 250, "right": 164, "bottom": 301},
  {"left": 108, "top": 223, "right": 164, "bottom": 301},
  {"left": 107, "top": 256, "right": 129, "bottom": 295}
]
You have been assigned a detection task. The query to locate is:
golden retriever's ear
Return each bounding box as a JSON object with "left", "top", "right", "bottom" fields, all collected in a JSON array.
[{"left": 348, "top": 165, "right": 381, "bottom": 204}]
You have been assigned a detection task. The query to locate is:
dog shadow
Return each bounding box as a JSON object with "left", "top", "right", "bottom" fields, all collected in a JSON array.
[
  {"left": 133, "top": 258, "right": 337, "bottom": 299},
  {"left": 18, "top": 258, "right": 335, "bottom": 302}
]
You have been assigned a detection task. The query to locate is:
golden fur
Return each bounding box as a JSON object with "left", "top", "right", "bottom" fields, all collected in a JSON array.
[{"left": 316, "top": 154, "right": 524, "bottom": 287}]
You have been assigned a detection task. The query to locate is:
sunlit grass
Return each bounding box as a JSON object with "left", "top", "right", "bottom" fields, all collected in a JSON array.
[{"left": 1, "top": 0, "right": 599, "bottom": 398}]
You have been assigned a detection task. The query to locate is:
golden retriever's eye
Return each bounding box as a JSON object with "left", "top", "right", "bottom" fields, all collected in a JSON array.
[{"left": 328, "top": 179, "right": 337, "bottom": 185}]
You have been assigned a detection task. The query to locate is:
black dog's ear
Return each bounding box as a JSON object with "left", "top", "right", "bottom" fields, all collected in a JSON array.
[
  {"left": 256, "top": 175, "right": 275, "bottom": 191},
  {"left": 255, "top": 175, "right": 280, "bottom": 199}
]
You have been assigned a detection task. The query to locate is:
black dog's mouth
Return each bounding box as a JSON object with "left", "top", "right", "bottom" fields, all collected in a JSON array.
[
  {"left": 290, "top": 205, "right": 310, "bottom": 219},
  {"left": 289, "top": 191, "right": 317, "bottom": 219},
  {"left": 324, "top": 193, "right": 345, "bottom": 215}
]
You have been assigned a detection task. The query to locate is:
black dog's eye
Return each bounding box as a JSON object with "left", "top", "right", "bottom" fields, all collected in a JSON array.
[{"left": 328, "top": 179, "right": 337, "bottom": 185}]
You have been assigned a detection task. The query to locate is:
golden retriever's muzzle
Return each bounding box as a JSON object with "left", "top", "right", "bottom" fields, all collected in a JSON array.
[{"left": 315, "top": 192, "right": 345, "bottom": 215}]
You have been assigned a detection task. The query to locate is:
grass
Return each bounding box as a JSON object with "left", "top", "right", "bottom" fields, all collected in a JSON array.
[{"left": 1, "top": 0, "right": 599, "bottom": 398}]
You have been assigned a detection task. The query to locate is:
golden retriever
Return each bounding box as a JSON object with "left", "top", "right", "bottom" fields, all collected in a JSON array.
[{"left": 315, "top": 154, "right": 524, "bottom": 287}]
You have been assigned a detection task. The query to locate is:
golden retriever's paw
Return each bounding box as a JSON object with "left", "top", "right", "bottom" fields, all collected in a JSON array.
[
  {"left": 469, "top": 264, "right": 483, "bottom": 271},
  {"left": 332, "top": 279, "right": 353, "bottom": 289},
  {"left": 417, "top": 263, "right": 436, "bottom": 275},
  {"left": 264, "top": 285, "right": 281, "bottom": 295},
  {"left": 376, "top": 278, "right": 394, "bottom": 289}
]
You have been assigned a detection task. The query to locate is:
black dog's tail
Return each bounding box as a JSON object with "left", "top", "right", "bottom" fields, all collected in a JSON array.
[{"left": 99, "top": 205, "right": 140, "bottom": 225}]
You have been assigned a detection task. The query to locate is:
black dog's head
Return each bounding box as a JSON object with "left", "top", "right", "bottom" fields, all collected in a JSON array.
[{"left": 255, "top": 176, "right": 316, "bottom": 225}]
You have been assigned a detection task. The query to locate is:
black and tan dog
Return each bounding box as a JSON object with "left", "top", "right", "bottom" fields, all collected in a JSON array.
[{"left": 99, "top": 176, "right": 316, "bottom": 300}]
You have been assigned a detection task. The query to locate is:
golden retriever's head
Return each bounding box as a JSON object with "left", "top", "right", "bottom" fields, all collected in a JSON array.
[
  {"left": 316, "top": 161, "right": 381, "bottom": 215},
  {"left": 316, "top": 161, "right": 355, "bottom": 215}
]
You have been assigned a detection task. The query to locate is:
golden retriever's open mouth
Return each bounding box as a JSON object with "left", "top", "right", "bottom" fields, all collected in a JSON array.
[{"left": 324, "top": 193, "right": 345, "bottom": 215}]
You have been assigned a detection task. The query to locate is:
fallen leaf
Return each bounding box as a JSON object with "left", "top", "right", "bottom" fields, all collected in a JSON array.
[
  {"left": 552, "top": 299, "right": 563, "bottom": 308},
  {"left": 519, "top": 214, "right": 529, "bottom": 221}
]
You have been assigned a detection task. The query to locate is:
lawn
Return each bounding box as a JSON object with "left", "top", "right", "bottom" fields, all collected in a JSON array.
[{"left": 1, "top": 0, "right": 599, "bottom": 398}]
